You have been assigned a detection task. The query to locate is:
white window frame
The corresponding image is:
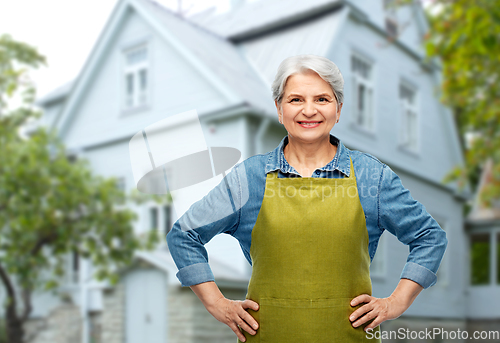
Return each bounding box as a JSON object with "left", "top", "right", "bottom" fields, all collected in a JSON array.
[
  {"left": 399, "top": 81, "right": 420, "bottom": 154},
  {"left": 469, "top": 228, "right": 500, "bottom": 286},
  {"left": 122, "top": 43, "right": 150, "bottom": 111},
  {"left": 351, "top": 53, "right": 375, "bottom": 133},
  {"left": 65, "top": 250, "right": 79, "bottom": 285},
  {"left": 147, "top": 202, "right": 174, "bottom": 238},
  {"left": 163, "top": 204, "right": 173, "bottom": 235}
]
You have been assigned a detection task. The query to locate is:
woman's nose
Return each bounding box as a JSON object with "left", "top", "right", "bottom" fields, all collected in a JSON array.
[{"left": 302, "top": 101, "right": 318, "bottom": 115}]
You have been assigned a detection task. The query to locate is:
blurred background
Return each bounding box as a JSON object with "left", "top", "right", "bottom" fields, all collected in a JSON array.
[{"left": 1, "top": 0, "right": 499, "bottom": 342}]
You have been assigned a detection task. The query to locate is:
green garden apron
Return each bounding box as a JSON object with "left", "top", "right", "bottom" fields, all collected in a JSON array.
[{"left": 238, "top": 156, "right": 381, "bottom": 342}]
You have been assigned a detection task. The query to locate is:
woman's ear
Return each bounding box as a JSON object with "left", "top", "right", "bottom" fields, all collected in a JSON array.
[
  {"left": 337, "top": 103, "right": 343, "bottom": 121},
  {"left": 275, "top": 100, "right": 283, "bottom": 124}
]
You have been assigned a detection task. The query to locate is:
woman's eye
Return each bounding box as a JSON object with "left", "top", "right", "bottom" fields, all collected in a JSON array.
[
  {"left": 318, "top": 98, "right": 328, "bottom": 102},
  {"left": 290, "top": 98, "right": 300, "bottom": 102}
]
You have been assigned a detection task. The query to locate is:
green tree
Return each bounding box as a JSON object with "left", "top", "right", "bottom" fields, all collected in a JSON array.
[
  {"left": 0, "top": 34, "right": 161, "bottom": 343},
  {"left": 422, "top": 0, "right": 500, "bottom": 206}
]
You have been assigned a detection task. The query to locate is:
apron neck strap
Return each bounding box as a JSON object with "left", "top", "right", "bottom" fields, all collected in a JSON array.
[{"left": 266, "top": 156, "right": 356, "bottom": 179}]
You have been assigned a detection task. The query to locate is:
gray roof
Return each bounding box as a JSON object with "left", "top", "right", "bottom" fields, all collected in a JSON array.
[
  {"left": 35, "top": 79, "right": 74, "bottom": 106},
  {"left": 195, "top": 0, "right": 343, "bottom": 40},
  {"left": 139, "top": 0, "right": 276, "bottom": 115},
  {"left": 36, "top": 0, "right": 278, "bottom": 116},
  {"left": 467, "top": 158, "right": 500, "bottom": 222}
]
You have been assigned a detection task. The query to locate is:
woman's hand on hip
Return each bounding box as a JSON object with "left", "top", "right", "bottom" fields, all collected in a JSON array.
[
  {"left": 348, "top": 294, "right": 408, "bottom": 332},
  {"left": 206, "top": 296, "right": 259, "bottom": 342}
]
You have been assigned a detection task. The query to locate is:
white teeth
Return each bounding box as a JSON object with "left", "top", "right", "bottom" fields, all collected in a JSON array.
[{"left": 299, "top": 122, "right": 320, "bottom": 125}]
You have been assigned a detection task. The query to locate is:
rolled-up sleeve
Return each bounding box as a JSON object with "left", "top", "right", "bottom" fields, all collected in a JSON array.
[
  {"left": 378, "top": 164, "right": 448, "bottom": 289},
  {"left": 166, "top": 162, "right": 243, "bottom": 287}
]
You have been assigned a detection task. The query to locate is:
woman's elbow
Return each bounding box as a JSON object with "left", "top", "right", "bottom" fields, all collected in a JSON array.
[
  {"left": 438, "top": 228, "right": 448, "bottom": 253},
  {"left": 166, "top": 221, "right": 181, "bottom": 250}
]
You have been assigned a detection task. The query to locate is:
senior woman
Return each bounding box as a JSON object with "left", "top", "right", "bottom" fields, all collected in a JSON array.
[{"left": 166, "top": 54, "right": 448, "bottom": 342}]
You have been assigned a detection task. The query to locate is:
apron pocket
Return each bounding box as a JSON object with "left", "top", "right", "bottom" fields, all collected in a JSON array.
[{"left": 259, "top": 297, "right": 380, "bottom": 343}]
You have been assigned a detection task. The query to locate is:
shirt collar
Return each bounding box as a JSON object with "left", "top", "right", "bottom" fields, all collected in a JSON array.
[{"left": 265, "top": 134, "right": 351, "bottom": 177}]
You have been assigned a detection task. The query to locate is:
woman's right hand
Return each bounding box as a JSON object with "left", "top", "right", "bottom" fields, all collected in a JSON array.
[{"left": 207, "top": 297, "right": 259, "bottom": 342}]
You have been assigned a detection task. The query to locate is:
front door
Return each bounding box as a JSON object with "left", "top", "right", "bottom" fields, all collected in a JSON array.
[{"left": 125, "top": 268, "right": 167, "bottom": 343}]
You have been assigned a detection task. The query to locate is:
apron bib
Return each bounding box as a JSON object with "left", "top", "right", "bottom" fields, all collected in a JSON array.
[{"left": 238, "top": 157, "right": 381, "bottom": 343}]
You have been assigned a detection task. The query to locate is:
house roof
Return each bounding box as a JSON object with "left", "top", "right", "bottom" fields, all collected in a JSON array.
[
  {"left": 40, "top": 0, "right": 279, "bottom": 136},
  {"left": 137, "top": 0, "right": 276, "bottom": 115},
  {"left": 194, "top": 0, "right": 343, "bottom": 40},
  {"left": 35, "top": 80, "right": 75, "bottom": 107},
  {"left": 467, "top": 158, "right": 500, "bottom": 222}
]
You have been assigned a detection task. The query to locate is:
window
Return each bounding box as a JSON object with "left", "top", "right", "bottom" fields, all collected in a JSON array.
[
  {"left": 149, "top": 204, "right": 173, "bottom": 236},
  {"left": 497, "top": 232, "right": 500, "bottom": 284},
  {"left": 470, "top": 233, "right": 490, "bottom": 285},
  {"left": 150, "top": 207, "right": 158, "bottom": 231},
  {"left": 123, "top": 45, "right": 149, "bottom": 110},
  {"left": 72, "top": 250, "right": 79, "bottom": 283},
  {"left": 115, "top": 177, "right": 126, "bottom": 192},
  {"left": 383, "top": 0, "right": 399, "bottom": 37},
  {"left": 351, "top": 54, "right": 374, "bottom": 131},
  {"left": 66, "top": 250, "right": 79, "bottom": 284},
  {"left": 385, "top": 18, "right": 398, "bottom": 37},
  {"left": 164, "top": 204, "right": 173, "bottom": 236},
  {"left": 399, "top": 83, "right": 419, "bottom": 152}
]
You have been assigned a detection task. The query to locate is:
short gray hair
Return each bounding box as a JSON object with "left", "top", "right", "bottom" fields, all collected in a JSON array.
[{"left": 271, "top": 54, "right": 344, "bottom": 111}]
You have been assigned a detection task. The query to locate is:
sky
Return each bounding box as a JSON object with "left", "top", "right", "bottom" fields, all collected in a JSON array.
[
  {"left": 0, "top": 0, "right": 232, "bottom": 103},
  {"left": 1, "top": 0, "right": 432, "bottom": 104}
]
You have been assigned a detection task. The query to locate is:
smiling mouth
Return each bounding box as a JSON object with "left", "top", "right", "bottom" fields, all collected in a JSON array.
[{"left": 298, "top": 121, "right": 322, "bottom": 126}]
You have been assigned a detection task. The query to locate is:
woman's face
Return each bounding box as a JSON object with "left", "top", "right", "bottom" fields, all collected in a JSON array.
[{"left": 275, "top": 70, "right": 342, "bottom": 144}]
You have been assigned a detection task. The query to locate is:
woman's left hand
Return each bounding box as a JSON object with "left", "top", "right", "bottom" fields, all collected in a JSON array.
[{"left": 348, "top": 294, "right": 408, "bottom": 332}]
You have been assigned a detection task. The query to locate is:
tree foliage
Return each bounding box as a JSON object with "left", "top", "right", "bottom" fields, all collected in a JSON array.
[
  {"left": 0, "top": 34, "right": 162, "bottom": 343},
  {"left": 422, "top": 0, "right": 500, "bottom": 206}
]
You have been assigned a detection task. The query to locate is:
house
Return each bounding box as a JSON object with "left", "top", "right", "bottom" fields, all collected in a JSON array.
[
  {"left": 20, "top": 0, "right": 480, "bottom": 342},
  {"left": 465, "top": 158, "right": 500, "bottom": 336}
]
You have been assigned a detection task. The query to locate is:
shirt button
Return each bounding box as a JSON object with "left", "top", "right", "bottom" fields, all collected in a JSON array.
[{"left": 315, "top": 170, "right": 321, "bottom": 175}]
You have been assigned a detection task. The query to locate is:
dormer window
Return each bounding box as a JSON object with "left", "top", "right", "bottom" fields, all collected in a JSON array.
[
  {"left": 123, "top": 44, "right": 149, "bottom": 110},
  {"left": 383, "top": 0, "right": 399, "bottom": 37},
  {"left": 385, "top": 17, "right": 399, "bottom": 37}
]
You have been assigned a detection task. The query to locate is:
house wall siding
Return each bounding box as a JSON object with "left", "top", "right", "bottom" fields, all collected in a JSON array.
[
  {"left": 101, "top": 282, "right": 125, "bottom": 343},
  {"left": 24, "top": 302, "right": 82, "bottom": 343}
]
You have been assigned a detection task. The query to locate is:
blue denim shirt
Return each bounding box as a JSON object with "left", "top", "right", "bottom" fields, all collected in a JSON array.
[{"left": 166, "top": 134, "right": 448, "bottom": 289}]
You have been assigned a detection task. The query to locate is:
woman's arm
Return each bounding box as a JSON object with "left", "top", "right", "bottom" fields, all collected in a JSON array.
[
  {"left": 166, "top": 162, "right": 244, "bottom": 287},
  {"left": 378, "top": 164, "right": 448, "bottom": 289},
  {"left": 349, "top": 278, "right": 423, "bottom": 332},
  {"left": 167, "top": 162, "right": 258, "bottom": 341},
  {"left": 190, "top": 281, "right": 259, "bottom": 342},
  {"left": 349, "top": 163, "right": 446, "bottom": 332}
]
